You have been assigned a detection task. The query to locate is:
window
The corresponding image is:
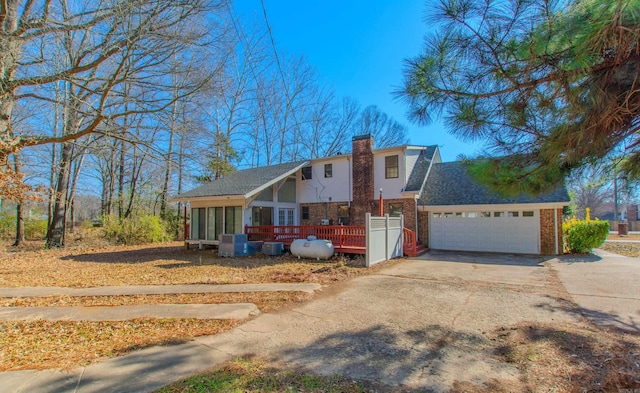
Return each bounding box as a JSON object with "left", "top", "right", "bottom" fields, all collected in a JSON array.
[
  {"left": 301, "top": 206, "right": 310, "bottom": 220},
  {"left": 481, "top": 212, "right": 491, "bottom": 218},
  {"left": 385, "top": 155, "right": 399, "bottom": 178},
  {"left": 523, "top": 211, "right": 535, "bottom": 217},
  {"left": 389, "top": 203, "right": 403, "bottom": 217},
  {"left": 467, "top": 212, "right": 478, "bottom": 218},
  {"left": 444, "top": 212, "right": 454, "bottom": 218},
  {"left": 455, "top": 212, "right": 465, "bottom": 218},
  {"left": 279, "top": 208, "right": 295, "bottom": 225},
  {"left": 207, "top": 207, "right": 222, "bottom": 240},
  {"left": 493, "top": 211, "right": 505, "bottom": 218},
  {"left": 324, "top": 164, "right": 332, "bottom": 178},
  {"left": 191, "top": 208, "right": 206, "bottom": 240},
  {"left": 508, "top": 211, "right": 519, "bottom": 217},
  {"left": 432, "top": 213, "right": 441, "bottom": 218},
  {"left": 338, "top": 205, "right": 349, "bottom": 225},
  {"left": 252, "top": 206, "right": 272, "bottom": 226},
  {"left": 301, "top": 166, "right": 312, "bottom": 180},
  {"left": 225, "top": 206, "right": 242, "bottom": 234}
]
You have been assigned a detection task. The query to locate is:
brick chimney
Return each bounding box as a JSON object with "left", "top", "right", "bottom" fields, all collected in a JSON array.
[{"left": 351, "top": 134, "right": 374, "bottom": 225}]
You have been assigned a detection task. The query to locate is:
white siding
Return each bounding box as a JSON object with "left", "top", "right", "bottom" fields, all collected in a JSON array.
[
  {"left": 374, "top": 152, "right": 405, "bottom": 200},
  {"left": 297, "top": 156, "right": 351, "bottom": 203}
]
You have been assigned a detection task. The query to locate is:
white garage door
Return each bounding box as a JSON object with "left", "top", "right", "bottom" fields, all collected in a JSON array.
[{"left": 429, "top": 210, "right": 540, "bottom": 254}]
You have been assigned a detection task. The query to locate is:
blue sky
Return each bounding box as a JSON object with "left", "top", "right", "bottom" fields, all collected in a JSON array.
[{"left": 234, "top": 0, "right": 483, "bottom": 162}]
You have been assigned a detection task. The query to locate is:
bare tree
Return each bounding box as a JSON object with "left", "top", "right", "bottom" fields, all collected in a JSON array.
[
  {"left": 0, "top": 0, "right": 218, "bottom": 199},
  {"left": 354, "top": 105, "right": 409, "bottom": 148}
]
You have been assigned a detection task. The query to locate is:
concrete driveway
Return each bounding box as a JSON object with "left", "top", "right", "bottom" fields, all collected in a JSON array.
[
  {"left": 548, "top": 249, "right": 640, "bottom": 333},
  {"left": 2, "top": 250, "right": 593, "bottom": 393}
]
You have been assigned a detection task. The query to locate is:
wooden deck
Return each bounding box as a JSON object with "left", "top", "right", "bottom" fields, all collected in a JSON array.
[
  {"left": 184, "top": 225, "right": 424, "bottom": 257},
  {"left": 245, "top": 224, "right": 367, "bottom": 254},
  {"left": 244, "top": 225, "right": 424, "bottom": 257}
]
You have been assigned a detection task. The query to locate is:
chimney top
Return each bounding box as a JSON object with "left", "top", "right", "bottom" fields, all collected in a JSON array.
[{"left": 352, "top": 134, "right": 373, "bottom": 142}]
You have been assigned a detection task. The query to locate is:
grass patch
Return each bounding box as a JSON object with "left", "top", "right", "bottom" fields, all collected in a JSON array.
[
  {"left": 156, "top": 357, "right": 375, "bottom": 393},
  {"left": 600, "top": 242, "right": 640, "bottom": 257},
  {"left": 0, "top": 318, "right": 240, "bottom": 371}
]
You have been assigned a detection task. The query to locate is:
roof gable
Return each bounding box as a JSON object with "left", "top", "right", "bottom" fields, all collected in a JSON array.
[
  {"left": 421, "top": 161, "right": 570, "bottom": 206},
  {"left": 174, "top": 160, "right": 308, "bottom": 200},
  {"left": 404, "top": 146, "right": 438, "bottom": 192}
]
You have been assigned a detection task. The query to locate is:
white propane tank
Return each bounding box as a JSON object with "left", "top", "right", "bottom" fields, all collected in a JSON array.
[{"left": 290, "top": 236, "right": 334, "bottom": 260}]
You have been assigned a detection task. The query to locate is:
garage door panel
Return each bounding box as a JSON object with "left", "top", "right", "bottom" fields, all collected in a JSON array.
[{"left": 430, "top": 213, "right": 540, "bottom": 254}]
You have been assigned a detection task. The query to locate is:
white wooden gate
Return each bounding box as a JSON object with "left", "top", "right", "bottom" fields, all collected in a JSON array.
[{"left": 365, "top": 213, "right": 404, "bottom": 267}]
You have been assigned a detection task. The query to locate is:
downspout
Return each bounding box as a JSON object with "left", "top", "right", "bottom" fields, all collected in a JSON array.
[{"left": 347, "top": 156, "right": 351, "bottom": 208}]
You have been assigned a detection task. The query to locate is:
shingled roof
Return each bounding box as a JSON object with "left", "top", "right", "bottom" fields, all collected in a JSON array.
[
  {"left": 174, "top": 160, "right": 308, "bottom": 200},
  {"left": 421, "top": 161, "right": 570, "bottom": 206},
  {"left": 404, "top": 146, "right": 438, "bottom": 192}
]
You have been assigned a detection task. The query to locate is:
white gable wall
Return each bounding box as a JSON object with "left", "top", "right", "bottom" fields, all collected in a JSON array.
[
  {"left": 297, "top": 156, "right": 351, "bottom": 204},
  {"left": 374, "top": 147, "right": 424, "bottom": 200}
]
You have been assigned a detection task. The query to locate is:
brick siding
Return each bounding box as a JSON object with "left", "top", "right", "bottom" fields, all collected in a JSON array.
[
  {"left": 540, "top": 208, "right": 563, "bottom": 255},
  {"left": 418, "top": 210, "right": 429, "bottom": 246},
  {"left": 351, "top": 135, "right": 374, "bottom": 225}
]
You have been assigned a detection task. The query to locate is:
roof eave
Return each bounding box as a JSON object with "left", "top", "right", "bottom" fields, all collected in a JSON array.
[{"left": 243, "top": 160, "right": 309, "bottom": 199}]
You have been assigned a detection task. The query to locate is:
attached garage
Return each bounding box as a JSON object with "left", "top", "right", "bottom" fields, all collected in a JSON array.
[
  {"left": 429, "top": 208, "right": 540, "bottom": 254},
  {"left": 419, "top": 162, "right": 570, "bottom": 255}
]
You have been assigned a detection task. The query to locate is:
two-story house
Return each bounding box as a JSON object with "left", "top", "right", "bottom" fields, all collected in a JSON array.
[{"left": 174, "top": 134, "right": 569, "bottom": 255}]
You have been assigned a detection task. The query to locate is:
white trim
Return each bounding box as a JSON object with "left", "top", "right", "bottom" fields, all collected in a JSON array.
[
  {"left": 420, "top": 202, "right": 568, "bottom": 212},
  {"left": 243, "top": 162, "right": 308, "bottom": 199}
]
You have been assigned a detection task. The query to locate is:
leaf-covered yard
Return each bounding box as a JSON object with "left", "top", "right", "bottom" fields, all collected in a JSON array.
[{"left": 0, "top": 241, "right": 379, "bottom": 371}]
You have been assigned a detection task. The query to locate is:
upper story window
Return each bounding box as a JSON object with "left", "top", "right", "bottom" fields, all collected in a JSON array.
[
  {"left": 385, "top": 155, "right": 399, "bottom": 178},
  {"left": 324, "top": 163, "right": 332, "bottom": 178},
  {"left": 301, "top": 166, "right": 312, "bottom": 180}
]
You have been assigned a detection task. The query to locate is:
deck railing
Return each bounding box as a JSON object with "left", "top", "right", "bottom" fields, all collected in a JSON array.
[
  {"left": 245, "top": 224, "right": 418, "bottom": 256},
  {"left": 244, "top": 224, "right": 367, "bottom": 252}
]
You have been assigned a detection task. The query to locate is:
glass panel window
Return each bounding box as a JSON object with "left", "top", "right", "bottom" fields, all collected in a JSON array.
[
  {"left": 225, "top": 206, "right": 242, "bottom": 234},
  {"left": 432, "top": 213, "right": 441, "bottom": 218},
  {"left": 301, "top": 206, "right": 310, "bottom": 220},
  {"left": 252, "top": 206, "right": 272, "bottom": 226},
  {"left": 389, "top": 203, "right": 403, "bottom": 217},
  {"left": 207, "top": 207, "right": 223, "bottom": 240},
  {"left": 494, "top": 211, "right": 505, "bottom": 218},
  {"left": 254, "top": 186, "right": 273, "bottom": 201},
  {"left": 338, "top": 205, "right": 349, "bottom": 225},
  {"left": 481, "top": 212, "right": 491, "bottom": 218},
  {"left": 444, "top": 212, "right": 454, "bottom": 218},
  {"left": 467, "top": 212, "right": 478, "bottom": 218},
  {"left": 279, "top": 208, "right": 295, "bottom": 225},
  {"left": 523, "top": 211, "right": 535, "bottom": 217},
  {"left": 508, "top": 211, "right": 519, "bottom": 217},
  {"left": 455, "top": 212, "right": 465, "bottom": 217},
  {"left": 277, "top": 178, "right": 296, "bottom": 203},
  {"left": 385, "top": 155, "right": 399, "bottom": 178},
  {"left": 324, "top": 164, "right": 332, "bottom": 178},
  {"left": 301, "top": 166, "right": 312, "bottom": 180}
]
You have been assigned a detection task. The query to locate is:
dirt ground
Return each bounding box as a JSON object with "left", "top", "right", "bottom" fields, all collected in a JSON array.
[{"left": 1, "top": 239, "right": 639, "bottom": 392}]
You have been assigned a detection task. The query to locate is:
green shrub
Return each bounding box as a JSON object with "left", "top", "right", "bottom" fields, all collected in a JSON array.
[
  {"left": 0, "top": 213, "right": 47, "bottom": 240},
  {"left": 25, "top": 218, "right": 47, "bottom": 240},
  {"left": 0, "top": 213, "right": 13, "bottom": 239},
  {"left": 563, "top": 217, "right": 610, "bottom": 253},
  {"left": 102, "top": 214, "right": 171, "bottom": 245}
]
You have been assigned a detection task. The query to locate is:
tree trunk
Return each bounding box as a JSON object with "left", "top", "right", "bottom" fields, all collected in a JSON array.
[
  {"left": 46, "top": 142, "right": 73, "bottom": 247},
  {"left": 12, "top": 153, "right": 25, "bottom": 246}
]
